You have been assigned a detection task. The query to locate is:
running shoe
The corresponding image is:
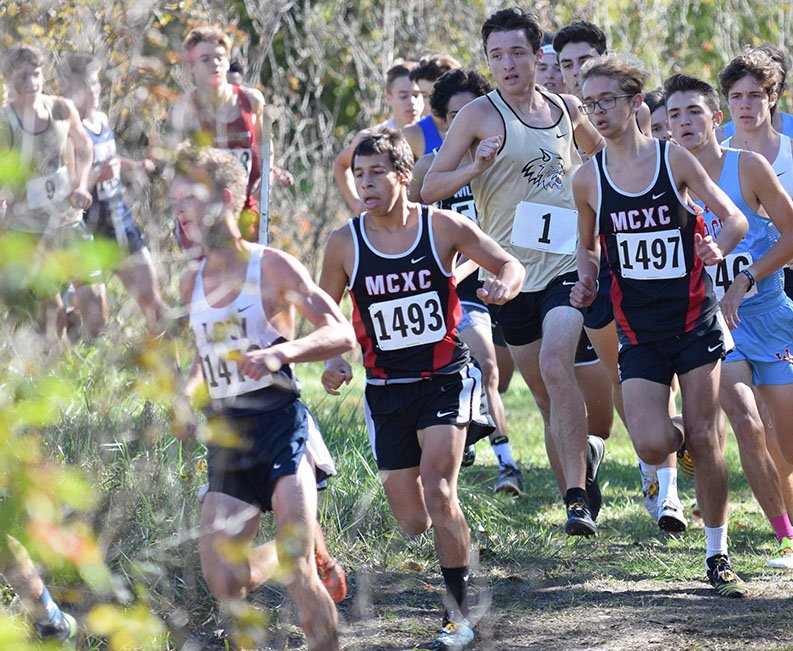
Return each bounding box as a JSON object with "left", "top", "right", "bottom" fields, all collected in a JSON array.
[
  {"left": 428, "top": 616, "right": 475, "bottom": 650},
  {"left": 494, "top": 464, "right": 523, "bottom": 496},
  {"left": 460, "top": 444, "right": 476, "bottom": 468},
  {"left": 36, "top": 611, "right": 77, "bottom": 644},
  {"left": 657, "top": 497, "right": 687, "bottom": 533},
  {"left": 586, "top": 435, "right": 606, "bottom": 521},
  {"left": 639, "top": 465, "right": 659, "bottom": 519},
  {"left": 564, "top": 499, "right": 597, "bottom": 536},
  {"left": 677, "top": 443, "right": 695, "bottom": 478},
  {"left": 315, "top": 553, "right": 347, "bottom": 603},
  {"left": 766, "top": 537, "right": 793, "bottom": 569},
  {"left": 706, "top": 554, "right": 749, "bottom": 598}
]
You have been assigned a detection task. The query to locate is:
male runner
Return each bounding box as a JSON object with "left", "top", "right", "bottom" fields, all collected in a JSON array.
[
  {"left": 572, "top": 54, "right": 749, "bottom": 597},
  {"left": 333, "top": 62, "right": 422, "bottom": 212},
  {"left": 0, "top": 45, "right": 96, "bottom": 343},
  {"left": 717, "top": 44, "right": 793, "bottom": 142},
  {"left": 320, "top": 128, "right": 523, "bottom": 648},
  {"left": 408, "top": 68, "right": 523, "bottom": 495},
  {"left": 535, "top": 39, "right": 566, "bottom": 93},
  {"left": 169, "top": 26, "right": 268, "bottom": 245},
  {"left": 402, "top": 53, "right": 461, "bottom": 159},
  {"left": 61, "top": 52, "right": 166, "bottom": 336},
  {"left": 645, "top": 88, "right": 672, "bottom": 142},
  {"left": 423, "top": 8, "right": 606, "bottom": 535},
  {"left": 555, "top": 20, "right": 683, "bottom": 528},
  {"left": 172, "top": 145, "right": 354, "bottom": 649},
  {"left": 666, "top": 72, "right": 793, "bottom": 568}
]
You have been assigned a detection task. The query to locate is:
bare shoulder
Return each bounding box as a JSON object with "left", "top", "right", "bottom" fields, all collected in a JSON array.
[
  {"left": 51, "top": 95, "right": 77, "bottom": 121},
  {"left": 179, "top": 268, "right": 199, "bottom": 305},
  {"left": 326, "top": 221, "right": 355, "bottom": 253},
  {"left": 240, "top": 85, "right": 265, "bottom": 112},
  {"left": 573, "top": 158, "right": 596, "bottom": 188}
]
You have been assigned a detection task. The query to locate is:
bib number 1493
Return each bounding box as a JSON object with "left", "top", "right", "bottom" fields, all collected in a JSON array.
[{"left": 369, "top": 291, "right": 446, "bottom": 351}]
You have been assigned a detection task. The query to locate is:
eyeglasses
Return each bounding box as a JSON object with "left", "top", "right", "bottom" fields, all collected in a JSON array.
[{"left": 578, "top": 95, "right": 634, "bottom": 116}]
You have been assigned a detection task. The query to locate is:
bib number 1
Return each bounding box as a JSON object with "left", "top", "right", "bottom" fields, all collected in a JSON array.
[{"left": 511, "top": 201, "right": 578, "bottom": 255}]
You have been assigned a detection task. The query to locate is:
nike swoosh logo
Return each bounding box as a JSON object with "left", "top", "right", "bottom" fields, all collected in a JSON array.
[
  {"left": 556, "top": 133, "right": 567, "bottom": 138},
  {"left": 586, "top": 344, "right": 594, "bottom": 351},
  {"left": 273, "top": 462, "right": 282, "bottom": 470},
  {"left": 238, "top": 305, "right": 253, "bottom": 313},
  {"left": 411, "top": 256, "right": 426, "bottom": 264},
  {"left": 436, "top": 410, "right": 456, "bottom": 418},
  {"left": 562, "top": 281, "right": 576, "bottom": 286},
  {"left": 652, "top": 192, "right": 666, "bottom": 200},
  {"left": 708, "top": 343, "right": 723, "bottom": 353}
]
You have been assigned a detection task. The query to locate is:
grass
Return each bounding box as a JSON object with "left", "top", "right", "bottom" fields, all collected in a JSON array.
[{"left": 12, "top": 304, "right": 789, "bottom": 648}]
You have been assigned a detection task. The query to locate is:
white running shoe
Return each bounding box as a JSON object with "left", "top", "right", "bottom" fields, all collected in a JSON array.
[{"left": 657, "top": 497, "right": 687, "bottom": 533}]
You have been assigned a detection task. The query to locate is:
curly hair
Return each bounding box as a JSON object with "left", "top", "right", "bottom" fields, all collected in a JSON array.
[
  {"left": 428, "top": 69, "right": 492, "bottom": 120},
  {"left": 718, "top": 49, "right": 781, "bottom": 98},
  {"left": 581, "top": 53, "right": 649, "bottom": 97},
  {"left": 351, "top": 127, "right": 414, "bottom": 178}
]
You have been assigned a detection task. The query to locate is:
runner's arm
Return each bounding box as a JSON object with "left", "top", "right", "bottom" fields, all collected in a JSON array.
[
  {"left": 571, "top": 164, "right": 600, "bottom": 308},
  {"left": 61, "top": 97, "right": 93, "bottom": 207},
  {"left": 437, "top": 210, "right": 523, "bottom": 304},
  {"left": 672, "top": 145, "right": 748, "bottom": 262},
  {"left": 562, "top": 94, "right": 605, "bottom": 157},
  {"left": 422, "top": 102, "right": 495, "bottom": 203},
  {"left": 407, "top": 153, "right": 434, "bottom": 203}
]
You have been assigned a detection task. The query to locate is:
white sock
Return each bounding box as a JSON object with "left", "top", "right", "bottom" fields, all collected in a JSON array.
[
  {"left": 656, "top": 467, "right": 679, "bottom": 504},
  {"left": 704, "top": 524, "right": 728, "bottom": 563},
  {"left": 490, "top": 436, "right": 516, "bottom": 469},
  {"left": 638, "top": 458, "right": 656, "bottom": 480}
]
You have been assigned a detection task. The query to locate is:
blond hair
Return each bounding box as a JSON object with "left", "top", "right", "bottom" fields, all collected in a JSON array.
[
  {"left": 183, "top": 26, "right": 231, "bottom": 55},
  {"left": 174, "top": 144, "right": 247, "bottom": 217},
  {"left": 581, "top": 53, "right": 650, "bottom": 96}
]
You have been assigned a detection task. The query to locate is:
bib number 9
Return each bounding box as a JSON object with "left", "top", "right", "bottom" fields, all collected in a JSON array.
[
  {"left": 616, "top": 230, "right": 686, "bottom": 280},
  {"left": 369, "top": 291, "right": 446, "bottom": 351},
  {"left": 26, "top": 167, "right": 70, "bottom": 210},
  {"left": 707, "top": 252, "right": 757, "bottom": 301}
]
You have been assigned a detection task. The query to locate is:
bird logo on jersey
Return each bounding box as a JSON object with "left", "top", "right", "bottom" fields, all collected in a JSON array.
[{"left": 521, "top": 148, "right": 565, "bottom": 192}]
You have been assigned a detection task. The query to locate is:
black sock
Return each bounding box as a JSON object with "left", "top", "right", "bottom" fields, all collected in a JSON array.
[
  {"left": 440, "top": 565, "right": 469, "bottom": 618},
  {"left": 564, "top": 487, "right": 588, "bottom": 507}
]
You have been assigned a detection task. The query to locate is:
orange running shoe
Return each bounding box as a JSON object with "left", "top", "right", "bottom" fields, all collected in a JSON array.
[{"left": 315, "top": 552, "right": 347, "bottom": 603}]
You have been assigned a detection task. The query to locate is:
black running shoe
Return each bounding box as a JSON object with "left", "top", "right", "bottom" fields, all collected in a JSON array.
[
  {"left": 564, "top": 499, "right": 597, "bottom": 536},
  {"left": 706, "top": 554, "right": 749, "bottom": 598},
  {"left": 460, "top": 444, "right": 476, "bottom": 468},
  {"left": 585, "top": 435, "right": 606, "bottom": 521}
]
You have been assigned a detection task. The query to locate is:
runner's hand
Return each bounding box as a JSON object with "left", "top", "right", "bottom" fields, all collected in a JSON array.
[
  {"left": 238, "top": 348, "right": 283, "bottom": 380},
  {"left": 477, "top": 278, "right": 509, "bottom": 305},
  {"left": 694, "top": 232, "right": 723, "bottom": 265},
  {"left": 322, "top": 358, "right": 352, "bottom": 395},
  {"left": 70, "top": 187, "right": 93, "bottom": 211},
  {"left": 719, "top": 273, "right": 749, "bottom": 329},
  {"left": 570, "top": 275, "right": 597, "bottom": 308},
  {"left": 473, "top": 136, "right": 502, "bottom": 174}
]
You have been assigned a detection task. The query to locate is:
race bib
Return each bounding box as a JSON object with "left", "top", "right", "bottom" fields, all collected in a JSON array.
[
  {"left": 511, "top": 201, "right": 578, "bottom": 255},
  {"left": 369, "top": 291, "right": 446, "bottom": 351},
  {"left": 229, "top": 148, "right": 254, "bottom": 177},
  {"left": 96, "top": 158, "right": 121, "bottom": 201},
  {"left": 199, "top": 341, "right": 274, "bottom": 400},
  {"left": 706, "top": 252, "right": 758, "bottom": 301},
  {"left": 449, "top": 197, "right": 477, "bottom": 222},
  {"left": 26, "top": 167, "right": 70, "bottom": 210},
  {"left": 616, "top": 229, "right": 686, "bottom": 280}
]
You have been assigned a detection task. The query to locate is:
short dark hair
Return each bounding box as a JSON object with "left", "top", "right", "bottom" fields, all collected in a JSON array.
[
  {"left": 409, "top": 54, "right": 460, "bottom": 84},
  {"left": 385, "top": 62, "right": 416, "bottom": 93},
  {"left": 429, "top": 69, "right": 491, "bottom": 120},
  {"left": 3, "top": 45, "right": 43, "bottom": 80},
  {"left": 643, "top": 88, "right": 665, "bottom": 114},
  {"left": 663, "top": 73, "right": 720, "bottom": 114},
  {"left": 755, "top": 44, "right": 789, "bottom": 85},
  {"left": 60, "top": 52, "right": 99, "bottom": 93},
  {"left": 481, "top": 8, "right": 542, "bottom": 55},
  {"left": 553, "top": 21, "right": 607, "bottom": 56},
  {"left": 351, "top": 126, "right": 414, "bottom": 178},
  {"left": 228, "top": 58, "right": 244, "bottom": 75}
]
